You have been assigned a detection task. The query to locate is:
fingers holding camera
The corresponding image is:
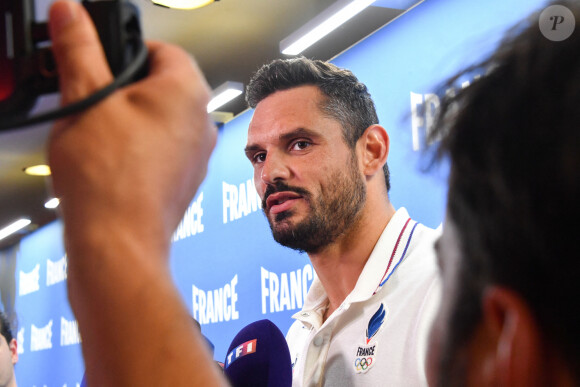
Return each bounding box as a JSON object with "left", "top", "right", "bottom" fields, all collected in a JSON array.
[
  {"left": 124, "top": 40, "right": 218, "bottom": 203},
  {"left": 44, "top": 3, "right": 225, "bottom": 384},
  {"left": 48, "top": 0, "right": 113, "bottom": 105},
  {"left": 46, "top": 0, "right": 217, "bottom": 241}
]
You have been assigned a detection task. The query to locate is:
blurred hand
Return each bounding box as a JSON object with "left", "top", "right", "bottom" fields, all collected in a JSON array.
[
  {"left": 47, "top": 0, "right": 217, "bottom": 254},
  {"left": 45, "top": 2, "right": 226, "bottom": 385}
]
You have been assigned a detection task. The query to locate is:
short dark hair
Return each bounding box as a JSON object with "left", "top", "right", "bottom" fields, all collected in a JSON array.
[
  {"left": 246, "top": 57, "right": 390, "bottom": 192},
  {"left": 432, "top": 0, "right": 580, "bottom": 381},
  {"left": 0, "top": 312, "right": 13, "bottom": 344}
]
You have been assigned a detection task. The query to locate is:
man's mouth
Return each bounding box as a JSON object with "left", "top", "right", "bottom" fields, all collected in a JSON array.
[{"left": 266, "top": 192, "right": 303, "bottom": 215}]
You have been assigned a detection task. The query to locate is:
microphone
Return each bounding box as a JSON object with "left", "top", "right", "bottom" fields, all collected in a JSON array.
[{"left": 224, "top": 319, "right": 292, "bottom": 387}]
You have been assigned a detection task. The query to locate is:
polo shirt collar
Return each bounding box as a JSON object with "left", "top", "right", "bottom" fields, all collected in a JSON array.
[{"left": 292, "top": 207, "right": 413, "bottom": 324}]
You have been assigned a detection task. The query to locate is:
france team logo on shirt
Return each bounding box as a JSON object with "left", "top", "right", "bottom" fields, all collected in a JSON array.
[
  {"left": 353, "top": 303, "right": 386, "bottom": 374},
  {"left": 366, "top": 303, "right": 385, "bottom": 344}
]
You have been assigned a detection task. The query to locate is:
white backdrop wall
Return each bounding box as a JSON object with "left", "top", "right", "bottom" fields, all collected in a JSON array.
[{"left": 9, "top": 0, "right": 548, "bottom": 384}]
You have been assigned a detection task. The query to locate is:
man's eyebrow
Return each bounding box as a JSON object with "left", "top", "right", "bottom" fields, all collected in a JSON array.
[
  {"left": 244, "top": 128, "right": 320, "bottom": 156},
  {"left": 244, "top": 144, "right": 262, "bottom": 156},
  {"left": 278, "top": 128, "right": 319, "bottom": 143}
]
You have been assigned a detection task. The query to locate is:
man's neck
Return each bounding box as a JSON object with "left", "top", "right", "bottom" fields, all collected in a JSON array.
[{"left": 309, "top": 202, "right": 396, "bottom": 321}]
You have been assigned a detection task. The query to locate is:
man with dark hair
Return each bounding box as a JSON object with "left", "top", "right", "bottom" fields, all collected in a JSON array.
[
  {"left": 0, "top": 313, "right": 17, "bottom": 387},
  {"left": 427, "top": 2, "right": 580, "bottom": 386},
  {"left": 245, "top": 57, "right": 440, "bottom": 386},
  {"left": 42, "top": 0, "right": 580, "bottom": 384}
]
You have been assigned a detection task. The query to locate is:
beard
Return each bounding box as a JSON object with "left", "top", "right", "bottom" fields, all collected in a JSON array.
[{"left": 262, "top": 153, "right": 366, "bottom": 254}]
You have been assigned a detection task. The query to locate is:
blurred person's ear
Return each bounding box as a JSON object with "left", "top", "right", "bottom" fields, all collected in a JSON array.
[
  {"left": 9, "top": 338, "right": 17, "bottom": 365},
  {"left": 468, "top": 287, "right": 549, "bottom": 387}
]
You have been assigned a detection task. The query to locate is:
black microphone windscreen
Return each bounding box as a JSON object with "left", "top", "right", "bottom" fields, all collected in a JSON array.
[{"left": 224, "top": 319, "right": 292, "bottom": 387}]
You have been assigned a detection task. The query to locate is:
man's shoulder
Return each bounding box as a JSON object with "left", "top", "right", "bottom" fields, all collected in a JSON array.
[
  {"left": 394, "top": 219, "right": 440, "bottom": 283},
  {"left": 408, "top": 220, "right": 441, "bottom": 256}
]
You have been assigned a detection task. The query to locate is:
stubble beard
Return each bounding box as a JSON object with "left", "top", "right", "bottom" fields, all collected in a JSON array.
[{"left": 264, "top": 154, "right": 366, "bottom": 254}]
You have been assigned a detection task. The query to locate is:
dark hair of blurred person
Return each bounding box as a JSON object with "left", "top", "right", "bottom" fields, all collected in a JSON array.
[{"left": 427, "top": 2, "right": 580, "bottom": 386}]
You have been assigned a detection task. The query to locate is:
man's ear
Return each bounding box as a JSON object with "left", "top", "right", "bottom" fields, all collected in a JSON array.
[
  {"left": 9, "top": 338, "right": 17, "bottom": 365},
  {"left": 478, "top": 286, "right": 545, "bottom": 387},
  {"left": 357, "top": 125, "right": 389, "bottom": 176}
]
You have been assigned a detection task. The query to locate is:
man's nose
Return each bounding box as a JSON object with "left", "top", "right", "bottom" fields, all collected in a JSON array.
[{"left": 260, "top": 152, "right": 290, "bottom": 186}]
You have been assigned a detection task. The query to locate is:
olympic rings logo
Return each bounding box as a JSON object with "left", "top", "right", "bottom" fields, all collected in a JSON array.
[{"left": 354, "top": 357, "right": 373, "bottom": 371}]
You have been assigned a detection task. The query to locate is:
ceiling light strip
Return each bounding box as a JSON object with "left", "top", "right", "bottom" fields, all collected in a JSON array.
[
  {"left": 280, "top": 0, "right": 377, "bottom": 55},
  {"left": 0, "top": 218, "right": 31, "bottom": 241},
  {"left": 207, "top": 81, "right": 244, "bottom": 113}
]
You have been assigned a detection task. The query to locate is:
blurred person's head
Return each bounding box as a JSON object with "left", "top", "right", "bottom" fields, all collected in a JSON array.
[
  {"left": 0, "top": 313, "right": 17, "bottom": 387},
  {"left": 427, "top": 2, "right": 580, "bottom": 386}
]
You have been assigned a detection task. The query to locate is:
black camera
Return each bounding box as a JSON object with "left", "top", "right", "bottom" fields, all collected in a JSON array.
[{"left": 0, "top": 0, "right": 146, "bottom": 129}]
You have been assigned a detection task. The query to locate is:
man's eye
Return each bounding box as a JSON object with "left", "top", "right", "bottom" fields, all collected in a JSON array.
[
  {"left": 292, "top": 141, "right": 310, "bottom": 150},
  {"left": 253, "top": 153, "right": 266, "bottom": 163}
]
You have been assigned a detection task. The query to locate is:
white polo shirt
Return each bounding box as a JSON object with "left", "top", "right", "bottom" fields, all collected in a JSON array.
[{"left": 286, "top": 208, "right": 441, "bottom": 387}]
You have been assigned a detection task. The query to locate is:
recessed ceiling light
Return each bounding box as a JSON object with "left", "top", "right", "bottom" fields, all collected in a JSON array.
[
  {"left": 45, "top": 198, "right": 60, "bottom": 209},
  {"left": 24, "top": 165, "right": 51, "bottom": 176},
  {"left": 151, "top": 0, "right": 216, "bottom": 10}
]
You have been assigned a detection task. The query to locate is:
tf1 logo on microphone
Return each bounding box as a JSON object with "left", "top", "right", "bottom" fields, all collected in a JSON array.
[{"left": 225, "top": 339, "right": 257, "bottom": 368}]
